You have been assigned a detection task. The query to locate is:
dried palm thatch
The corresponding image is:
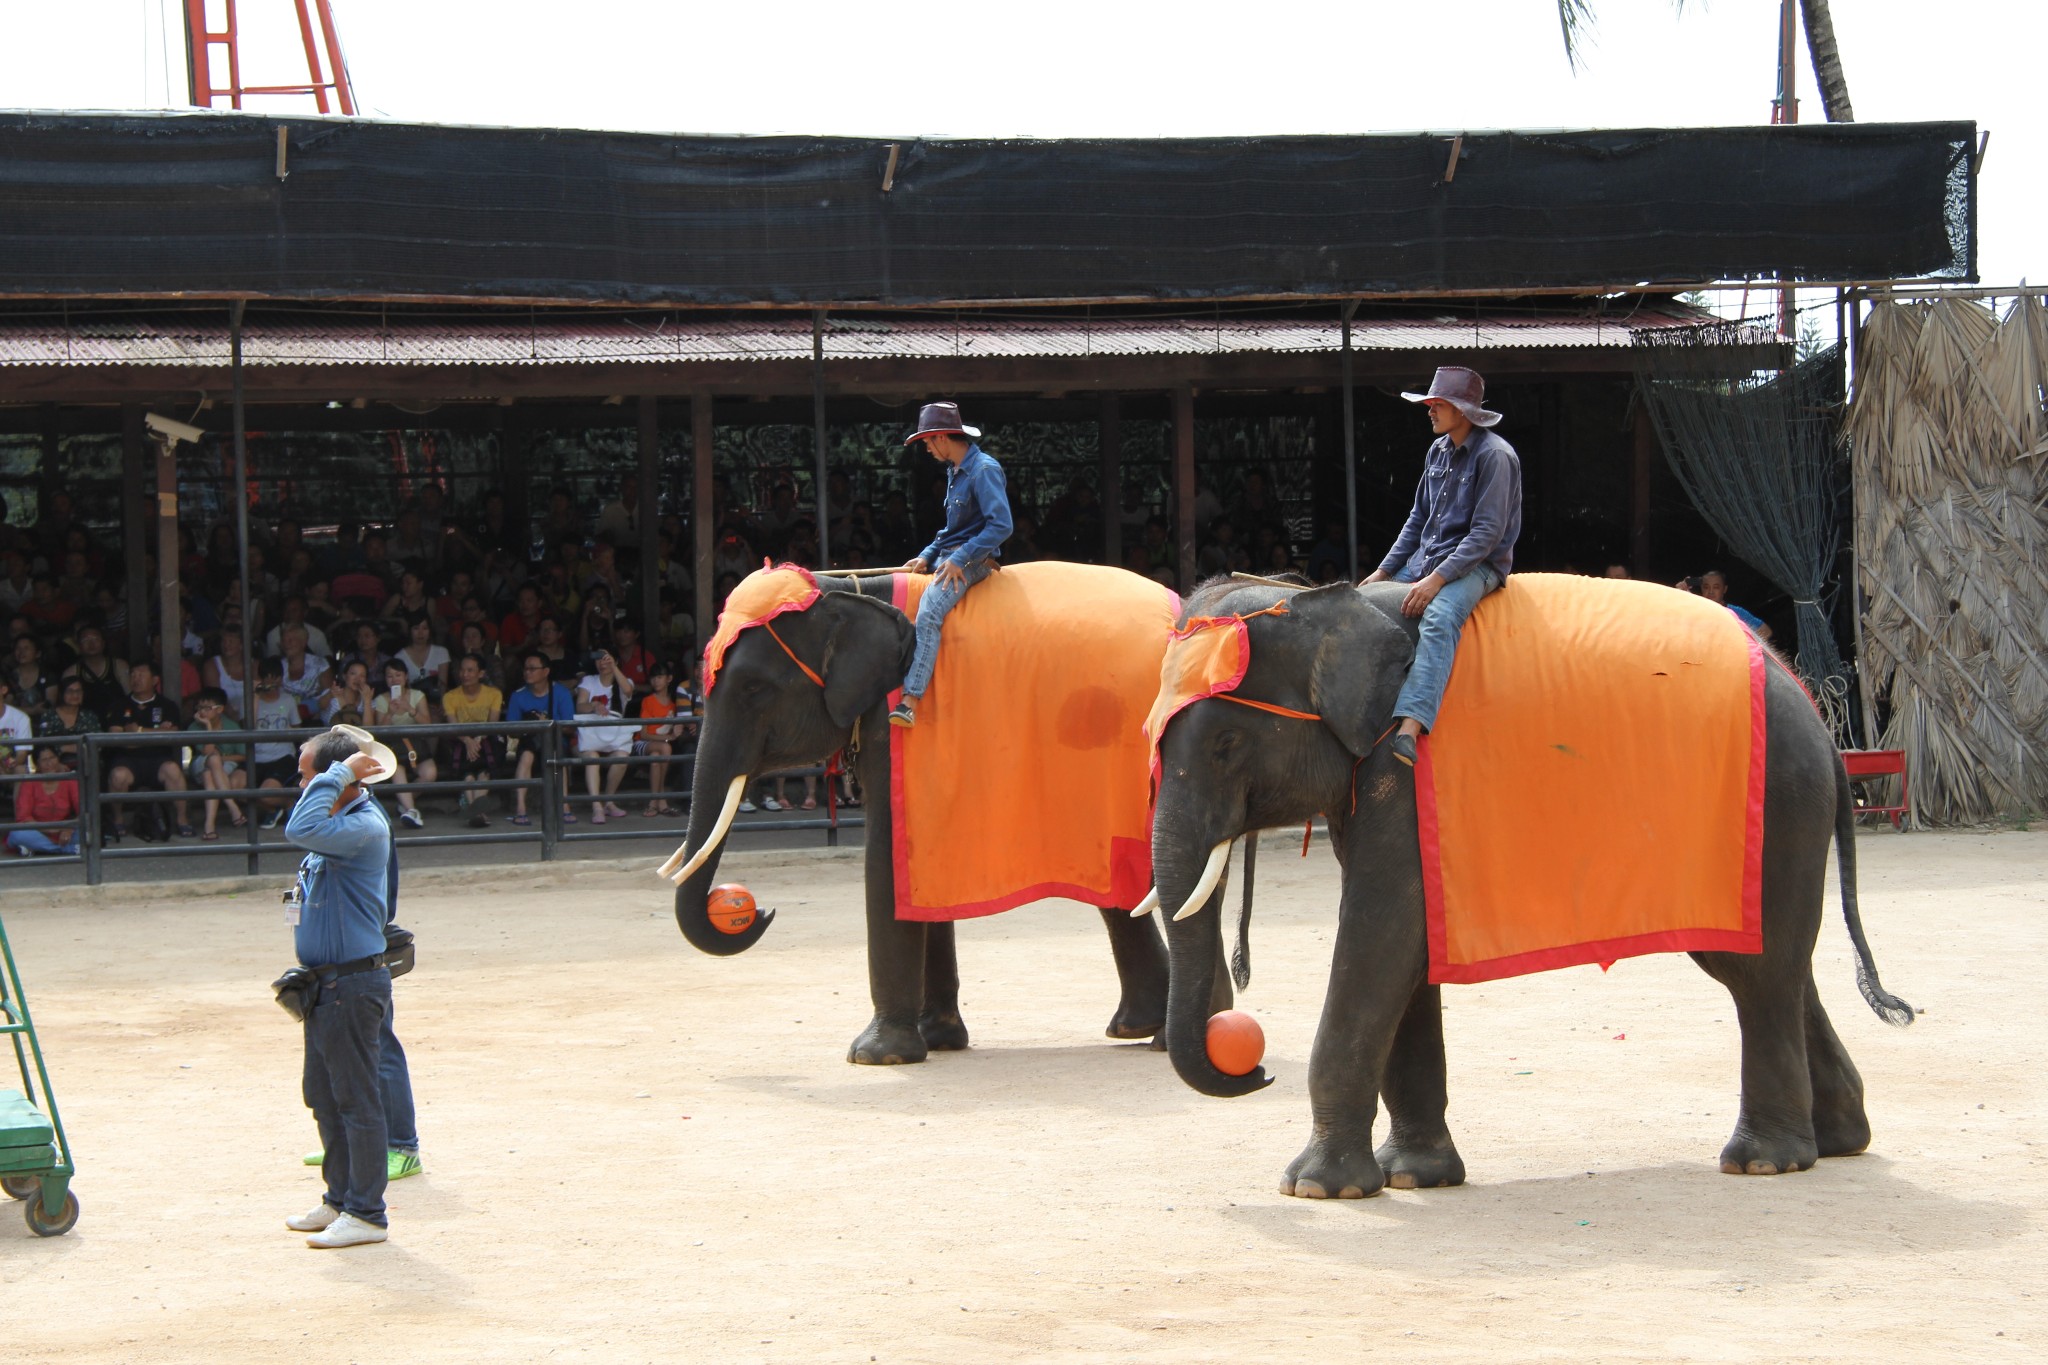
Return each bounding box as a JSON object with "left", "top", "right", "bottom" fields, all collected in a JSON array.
[{"left": 1846, "top": 295, "right": 2048, "bottom": 824}]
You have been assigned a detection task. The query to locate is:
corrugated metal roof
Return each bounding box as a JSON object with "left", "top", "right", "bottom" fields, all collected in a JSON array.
[{"left": 0, "top": 306, "right": 1764, "bottom": 369}]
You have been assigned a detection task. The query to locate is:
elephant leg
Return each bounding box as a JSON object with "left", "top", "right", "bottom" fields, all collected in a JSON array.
[
  {"left": 1283, "top": 873, "right": 1428, "bottom": 1200},
  {"left": 1697, "top": 952, "right": 1819, "bottom": 1175},
  {"left": 918, "top": 923, "right": 970, "bottom": 1051},
  {"left": 1803, "top": 974, "right": 1871, "bottom": 1158},
  {"left": 1374, "top": 982, "right": 1465, "bottom": 1189},
  {"left": 1098, "top": 907, "right": 1170, "bottom": 1041},
  {"left": 849, "top": 711, "right": 931, "bottom": 1065}
]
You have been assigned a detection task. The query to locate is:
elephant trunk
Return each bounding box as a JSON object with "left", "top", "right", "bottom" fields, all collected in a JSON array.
[
  {"left": 670, "top": 732, "right": 775, "bottom": 956},
  {"left": 1156, "top": 827, "right": 1273, "bottom": 1098}
]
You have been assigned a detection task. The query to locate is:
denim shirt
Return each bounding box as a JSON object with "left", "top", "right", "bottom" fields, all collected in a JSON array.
[
  {"left": 918, "top": 445, "right": 1014, "bottom": 569},
  {"left": 285, "top": 761, "right": 393, "bottom": 968},
  {"left": 1378, "top": 428, "right": 1522, "bottom": 584}
]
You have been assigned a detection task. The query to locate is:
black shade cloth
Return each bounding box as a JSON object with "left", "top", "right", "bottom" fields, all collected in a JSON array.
[{"left": 0, "top": 112, "right": 1974, "bottom": 306}]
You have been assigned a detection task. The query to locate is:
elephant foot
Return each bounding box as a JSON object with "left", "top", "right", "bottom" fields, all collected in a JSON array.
[
  {"left": 1812, "top": 1101, "right": 1872, "bottom": 1159},
  {"left": 918, "top": 1010, "right": 970, "bottom": 1052},
  {"left": 1717, "top": 1127, "right": 1818, "bottom": 1176},
  {"left": 848, "top": 1017, "right": 929, "bottom": 1066},
  {"left": 1281, "top": 1137, "right": 1385, "bottom": 1200},
  {"left": 1374, "top": 1134, "right": 1466, "bottom": 1190},
  {"left": 1105, "top": 1000, "right": 1165, "bottom": 1042}
]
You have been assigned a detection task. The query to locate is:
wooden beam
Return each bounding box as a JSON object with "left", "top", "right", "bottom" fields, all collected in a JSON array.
[{"left": 1172, "top": 385, "right": 1196, "bottom": 593}]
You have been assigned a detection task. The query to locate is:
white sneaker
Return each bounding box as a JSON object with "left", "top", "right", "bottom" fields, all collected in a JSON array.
[
  {"left": 738, "top": 800, "right": 756, "bottom": 813},
  {"left": 285, "top": 1202, "right": 341, "bottom": 1232},
  {"left": 306, "top": 1212, "right": 388, "bottom": 1249},
  {"left": 762, "top": 797, "right": 783, "bottom": 812},
  {"left": 400, "top": 807, "right": 424, "bottom": 829}
]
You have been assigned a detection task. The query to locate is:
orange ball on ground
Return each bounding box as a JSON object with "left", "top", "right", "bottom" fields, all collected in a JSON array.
[
  {"left": 1205, "top": 1009, "right": 1265, "bottom": 1076},
  {"left": 707, "top": 884, "right": 757, "bottom": 935}
]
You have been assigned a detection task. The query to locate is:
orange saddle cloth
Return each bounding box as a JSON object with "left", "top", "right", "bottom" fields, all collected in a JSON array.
[
  {"left": 1416, "top": 574, "right": 1766, "bottom": 984},
  {"left": 889, "top": 562, "right": 1178, "bottom": 922}
]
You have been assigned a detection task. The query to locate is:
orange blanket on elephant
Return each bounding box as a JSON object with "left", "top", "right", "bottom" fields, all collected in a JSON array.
[
  {"left": 889, "top": 562, "right": 1177, "bottom": 922},
  {"left": 1416, "top": 574, "right": 1766, "bottom": 984}
]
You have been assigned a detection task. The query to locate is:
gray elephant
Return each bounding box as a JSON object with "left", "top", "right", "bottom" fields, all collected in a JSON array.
[
  {"left": 665, "top": 567, "right": 1216, "bottom": 1065},
  {"left": 1145, "top": 577, "right": 1913, "bottom": 1198}
]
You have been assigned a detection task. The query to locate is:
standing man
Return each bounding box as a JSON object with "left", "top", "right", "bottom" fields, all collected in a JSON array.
[
  {"left": 1363, "top": 367, "right": 1522, "bottom": 767},
  {"left": 282, "top": 727, "right": 396, "bottom": 1249},
  {"left": 890, "top": 402, "right": 1013, "bottom": 728}
]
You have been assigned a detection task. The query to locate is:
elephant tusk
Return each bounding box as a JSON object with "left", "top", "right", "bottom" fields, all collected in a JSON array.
[
  {"left": 1128, "top": 887, "right": 1161, "bottom": 919},
  {"left": 667, "top": 776, "right": 748, "bottom": 886},
  {"left": 1169, "top": 839, "right": 1235, "bottom": 921},
  {"left": 657, "top": 841, "right": 692, "bottom": 880}
]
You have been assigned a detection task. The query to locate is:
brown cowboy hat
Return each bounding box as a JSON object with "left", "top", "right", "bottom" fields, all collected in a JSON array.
[
  {"left": 903, "top": 401, "right": 982, "bottom": 446},
  {"left": 1401, "top": 366, "right": 1502, "bottom": 428}
]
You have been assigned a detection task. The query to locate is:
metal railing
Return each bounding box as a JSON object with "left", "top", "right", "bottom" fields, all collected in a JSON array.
[{"left": 0, "top": 721, "right": 860, "bottom": 885}]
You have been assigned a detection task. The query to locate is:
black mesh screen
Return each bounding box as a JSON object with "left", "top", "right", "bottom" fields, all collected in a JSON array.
[{"left": 0, "top": 112, "right": 1975, "bottom": 305}]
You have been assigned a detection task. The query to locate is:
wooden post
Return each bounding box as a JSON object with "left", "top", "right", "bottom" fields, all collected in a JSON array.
[
  {"left": 1340, "top": 302, "right": 1360, "bottom": 581},
  {"left": 154, "top": 432, "right": 182, "bottom": 705},
  {"left": 692, "top": 391, "right": 715, "bottom": 654},
  {"left": 120, "top": 407, "right": 150, "bottom": 664},
  {"left": 1630, "top": 401, "right": 1655, "bottom": 578},
  {"left": 501, "top": 409, "right": 532, "bottom": 561},
  {"left": 1172, "top": 385, "right": 1196, "bottom": 593},
  {"left": 1098, "top": 394, "right": 1122, "bottom": 567},
  {"left": 812, "top": 310, "right": 831, "bottom": 568},
  {"left": 636, "top": 396, "right": 661, "bottom": 636}
]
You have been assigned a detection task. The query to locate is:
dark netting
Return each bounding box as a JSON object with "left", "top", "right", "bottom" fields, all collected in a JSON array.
[
  {"left": 1634, "top": 328, "right": 1852, "bottom": 716},
  {"left": 0, "top": 112, "right": 1975, "bottom": 306}
]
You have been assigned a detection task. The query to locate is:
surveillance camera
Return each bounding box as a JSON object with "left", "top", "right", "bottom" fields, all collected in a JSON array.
[{"left": 144, "top": 412, "right": 205, "bottom": 445}]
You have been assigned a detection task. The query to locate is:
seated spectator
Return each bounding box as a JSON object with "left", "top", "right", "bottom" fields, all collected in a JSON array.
[
  {"left": 63, "top": 623, "right": 129, "bottom": 720},
  {"left": 106, "top": 660, "right": 191, "bottom": 842},
  {"left": 381, "top": 570, "right": 434, "bottom": 629},
  {"left": 0, "top": 550, "right": 31, "bottom": 614},
  {"left": 7, "top": 745, "right": 79, "bottom": 857},
  {"left": 303, "top": 579, "right": 340, "bottom": 635},
  {"left": 183, "top": 687, "right": 248, "bottom": 839},
  {"left": 456, "top": 620, "right": 504, "bottom": 692},
  {"left": 387, "top": 509, "right": 439, "bottom": 576},
  {"left": 360, "top": 528, "right": 400, "bottom": 591},
  {"left": 578, "top": 585, "right": 617, "bottom": 661},
  {"left": 35, "top": 675, "right": 100, "bottom": 766},
  {"left": 499, "top": 583, "right": 544, "bottom": 651},
  {"left": 202, "top": 625, "right": 253, "bottom": 721},
  {"left": 0, "top": 674, "right": 31, "bottom": 781},
  {"left": 531, "top": 615, "right": 575, "bottom": 684},
  {"left": 580, "top": 541, "right": 627, "bottom": 604},
  {"left": 433, "top": 570, "right": 476, "bottom": 638},
  {"left": 321, "top": 657, "right": 376, "bottom": 726},
  {"left": 576, "top": 650, "right": 637, "bottom": 825},
  {"left": 395, "top": 613, "right": 451, "bottom": 699},
  {"left": 504, "top": 650, "right": 576, "bottom": 827},
  {"left": 264, "top": 594, "right": 333, "bottom": 659},
  {"left": 23, "top": 574, "right": 77, "bottom": 634},
  {"left": 1604, "top": 563, "right": 1631, "bottom": 579},
  {"left": 246, "top": 658, "right": 303, "bottom": 829},
  {"left": 369, "top": 658, "right": 438, "bottom": 830},
  {"left": 610, "top": 620, "right": 654, "bottom": 690},
  {"left": 629, "top": 659, "right": 682, "bottom": 817},
  {"left": 654, "top": 589, "right": 693, "bottom": 660},
  {"left": 9, "top": 633, "right": 55, "bottom": 720},
  {"left": 275, "top": 622, "right": 330, "bottom": 719},
  {"left": 342, "top": 620, "right": 390, "bottom": 683},
  {"left": 56, "top": 549, "right": 95, "bottom": 611},
  {"left": 439, "top": 653, "right": 504, "bottom": 828}
]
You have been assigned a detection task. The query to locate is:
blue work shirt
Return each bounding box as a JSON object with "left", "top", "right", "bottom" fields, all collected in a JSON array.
[
  {"left": 918, "top": 444, "right": 1013, "bottom": 570},
  {"left": 505, "top": 681, "right": 576, "bottom": 724},
  {"left": 286, "top": 761, "right": 393, "bottom": 969},
  {"left": 1379, "top": 428, "right": 1522, "bottom": 584},
  {"left": 1724, "top": 602, "right": 1765, "bottom": 633}
]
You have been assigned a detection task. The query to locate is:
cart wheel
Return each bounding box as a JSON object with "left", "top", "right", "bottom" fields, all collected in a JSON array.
[
  {"left": 25, "top": 1189, "right": 78, "bottom": 1237},
  {"left": 1, "top": 1176, "right": 37, "bottom": 1201}
]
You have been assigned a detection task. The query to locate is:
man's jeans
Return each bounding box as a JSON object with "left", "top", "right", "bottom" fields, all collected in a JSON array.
[
  {"left": 903, "top": 558, "right": 994, "bottom": 700},
  {"left": 302, "top": 968, "right": 391, "bottom": 1226},
  {"left": 381, "top": 999, "right": 417, "bottom": 1154},
  {"left": 1391, "top": 563, "right": 1503, "bottom": 734}
]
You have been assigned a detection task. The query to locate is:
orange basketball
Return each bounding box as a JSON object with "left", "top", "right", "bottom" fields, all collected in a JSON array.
[
  {"left": 707, "top": 884, "right": 757, "bottom": 935},
  {"left": 1205, "top": 1010, "right": 1265, "bottom": 1077}
]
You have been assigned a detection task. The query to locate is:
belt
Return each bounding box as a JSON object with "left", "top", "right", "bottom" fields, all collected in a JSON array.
[{"left": 312, "top": 952, "right": 387, "bottom": 982}]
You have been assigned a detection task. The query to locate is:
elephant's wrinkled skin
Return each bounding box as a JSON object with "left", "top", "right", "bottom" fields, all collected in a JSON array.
[
  {"left": 1150, "top": 578, "right": 1913, "bottom": 1199},
  {"left": 674, "top": 572, "right": 1213, "bottom": 1064}
]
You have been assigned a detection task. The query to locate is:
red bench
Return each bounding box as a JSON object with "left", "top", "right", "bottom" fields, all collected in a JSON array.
[{"left": 1841, "top": 749, "right": 1909, "bottom": 830}]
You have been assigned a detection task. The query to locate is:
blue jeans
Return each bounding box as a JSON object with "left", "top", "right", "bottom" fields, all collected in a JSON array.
[
  {"left": 380, "top": 999, "right": 417, "bottom": 1153},
  {"left": 1391, "top": 563, "right": 1503, "bottom": 733},
  {"left": 902, "top": 558, "right": 994, "bottom": 700},
  {"left": 6, "top": 831, "right": 71, "bottom": 855},
  {"left": 302, "top": 968, "right": 391, "bottom": 1226}
]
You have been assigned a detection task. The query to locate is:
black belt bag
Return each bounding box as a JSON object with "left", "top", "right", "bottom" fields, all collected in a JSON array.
[{"left": 272, "top": 930, "right": 413, "bottom": 1021}]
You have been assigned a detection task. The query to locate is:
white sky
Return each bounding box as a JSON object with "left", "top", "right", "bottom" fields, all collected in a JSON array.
[{"left": 2, "top": 0, "right": 2037, "bottom": 289}]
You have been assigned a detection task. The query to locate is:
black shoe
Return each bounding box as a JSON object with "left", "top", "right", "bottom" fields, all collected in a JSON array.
[
  {"left": 888, "top": 701, "right": 916, "bottom": 728},
  {"left": 1390, "top": 732, "right": 1418, "bottom": 767}
]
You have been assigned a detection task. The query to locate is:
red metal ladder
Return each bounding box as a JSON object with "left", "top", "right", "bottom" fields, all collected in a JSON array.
[{"left": 182, "top": 0, "right": 357, "bottom": 114}]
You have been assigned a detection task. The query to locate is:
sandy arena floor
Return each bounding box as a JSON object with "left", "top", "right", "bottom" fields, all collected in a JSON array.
[{"left": 0, "top": 825, "right": 2041, "bottom": 1363}]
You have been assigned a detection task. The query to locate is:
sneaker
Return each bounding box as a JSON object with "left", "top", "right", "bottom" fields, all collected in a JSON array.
[
  {"left": 286, "top": 1202, "right": 341, "bottom": 1232},
  {"left": 761, "top": 797, "right": 783, "bottom": 812},
  {"left": 306, "top": 1211, "right": 388, "bottom": 1249},
  {"left": 387, "top": 1149, "right": 422, "bottom": 1181},
  {"left": 1390, "top": 732, "right": 1418, "bottom": 768},
  {"left": 400, "top": 807, "right": 424, "bottom": 829},
  {"left": 302, "top": 1149, "right": 324, "bottom": 1167},
  {"left": 738, "top": 800, "right": 756, "bottom": 813},
  {"left": 888, "top": 701, "right": 916, "bottom": 728},
  {"left": 468, "top": 812, "right": 490, "bottom": 828},
  {"left": 262, "top": 810, "right": 285, "bottom": 830}
]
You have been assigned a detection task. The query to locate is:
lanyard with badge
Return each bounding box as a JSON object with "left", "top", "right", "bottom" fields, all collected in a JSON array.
[{"left": 283, "top": 857, "right": 316, "bottom": 926}]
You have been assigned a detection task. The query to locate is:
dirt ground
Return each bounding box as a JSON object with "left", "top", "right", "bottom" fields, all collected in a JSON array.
[{"left": 0, "top": 825, "right": 2040, "bottom": 1364}]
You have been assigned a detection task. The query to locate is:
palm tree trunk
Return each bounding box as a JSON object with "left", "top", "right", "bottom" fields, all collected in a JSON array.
[{"left": 1800, "top": 0, "right": 1855, "bottom": 122}]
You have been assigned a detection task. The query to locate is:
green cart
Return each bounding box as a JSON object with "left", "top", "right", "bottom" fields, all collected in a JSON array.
[{"left": 0, "top": 909, "right": 78, "bottom": 1236}]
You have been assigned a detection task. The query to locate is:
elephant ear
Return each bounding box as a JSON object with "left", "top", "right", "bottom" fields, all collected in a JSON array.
[
  {"left": 1286, "top": 582, "right": 1416, "bottom": 758},
  {"left": 817, "top": 591, "right": 915, "bottom": 729}
]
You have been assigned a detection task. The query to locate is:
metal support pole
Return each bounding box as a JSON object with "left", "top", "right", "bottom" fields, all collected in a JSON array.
[
  {"left": 1775, "top": 0, "right": 1799, "bottom": 342},
  {"left": 636, "top": 396, "right": 661, "bottom": 637},
  {"left": 812, "top": 310, "right": 831, "bottom": 569},
  {"left": 538, "top": 724, "right": 560, "bottom": 860},
  {"left": 1340, "top": 301, "right": 1360, "bottom": 582},
  {"left": 1846, "top": 295, "right": 1878, "bottom": 750},
  {"left": 231, "top": 301, "right": 259, "bottom": 874},
  {"left": 692, "top": 392, "right": 715, "bottom": 654},
  {"left": 1172, "top": 385, "right": 1197, "bottom": 594},
  {"left": 1098, "top": 394, "right": 1122, "bottom": 567},
  {"left": 120, "top": 407, "right": 150, "bottom": 665},
  {"left": 80, "top": 734, "right": 102, "bottom": 887}
]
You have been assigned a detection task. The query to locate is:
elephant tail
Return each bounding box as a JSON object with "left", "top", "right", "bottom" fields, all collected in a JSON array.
[{"left": 1834, "top": 757, "right": 1916, "bottom": 1027}]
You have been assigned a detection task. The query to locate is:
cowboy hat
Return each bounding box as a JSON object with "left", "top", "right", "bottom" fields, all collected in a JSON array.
[
  {"left": 1400, "top": 366, "right": 1502, "bottom": 428},
  {"left": 329, "top": 724, "right": 400, "bottom": 785},
  {"left": 903, "top": 401, "right": 981, "bottom": 446}
]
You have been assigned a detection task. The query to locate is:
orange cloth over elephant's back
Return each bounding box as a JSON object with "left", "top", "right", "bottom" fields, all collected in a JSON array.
[
  {"left": 889, "top": 562, "right": 1178, "bottom": 922},
  {"left": 701, "top": 563, "right": 820, "bottom": 696},
  {"left": 1416, "top": 574, "right": 1766, "bottom": 984}
]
